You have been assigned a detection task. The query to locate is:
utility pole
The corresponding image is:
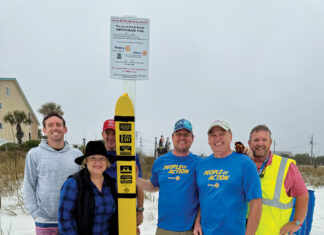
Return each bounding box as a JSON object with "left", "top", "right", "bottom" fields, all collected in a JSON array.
[
  {"left": 136, "top": 135, "right": 143, "bottom": 164},
  {"left": 135, "top": 130, "right": 139, "bottom": 154},
  {"left": 273, "top": 139, "right": 276, "bottom": 153},
  {"left": 309, "top": 135, "right": 315, "bottom": 167},
  {"left": 136, "top": 130, "right": 139, "bottom": 143},
  {"left": 140, "top": 136, "right": 143, "bottom": 157},
  {"left": 154, "top": 137, "right": 157, "bottom": 158}
]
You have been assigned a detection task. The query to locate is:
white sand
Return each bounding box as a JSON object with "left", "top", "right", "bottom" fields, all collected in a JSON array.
[{"left": 1, "top": 188, "right": 323, "bottom": 234}]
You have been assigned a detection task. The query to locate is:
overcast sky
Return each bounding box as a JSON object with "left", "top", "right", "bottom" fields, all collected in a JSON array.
[{"left": 1, "top": 0, "right": 323, "bottom": 156}]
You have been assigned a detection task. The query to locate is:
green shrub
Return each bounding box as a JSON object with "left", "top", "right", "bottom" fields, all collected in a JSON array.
[
  {"left": 20, "top": 140, "right": 41, "bottom": 151},
  {"left": 0, "top": 140, "right": 40, "bottom": 152},
  {"left": 0, "top": 142, "right": 19, "bottom": 151}
]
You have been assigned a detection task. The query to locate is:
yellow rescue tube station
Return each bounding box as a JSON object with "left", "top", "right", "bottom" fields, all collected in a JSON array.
[{"left": 115, "top": 93, "right": 136, "bottom": 235}]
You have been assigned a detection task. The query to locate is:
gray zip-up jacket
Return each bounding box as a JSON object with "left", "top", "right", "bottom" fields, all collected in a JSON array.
[{"left": 22, "top": 140, "right": 81, "bottom": 223}]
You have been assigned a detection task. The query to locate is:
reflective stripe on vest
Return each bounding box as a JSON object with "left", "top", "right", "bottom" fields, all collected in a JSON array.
[{"left": 262, "top": 157, "right": 293, "bottom": 209}]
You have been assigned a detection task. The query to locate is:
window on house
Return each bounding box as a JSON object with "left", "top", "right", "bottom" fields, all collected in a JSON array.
[
  {"left": 0, "top": 102, "right": 2, "bottom": 110},
  {"left": 6, "top": 87, "right": 11, "bottom": 96},
  {"left": 29, "top": 132, "right": 31, "bottom": 140},
  {"left": 0, "top": 122, "right": 3, "bottom": 129}
]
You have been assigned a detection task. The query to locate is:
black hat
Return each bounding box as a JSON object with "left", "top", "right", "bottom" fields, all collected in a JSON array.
[{"left": 75, "top": 141, "right": 108, "bottom": 165}]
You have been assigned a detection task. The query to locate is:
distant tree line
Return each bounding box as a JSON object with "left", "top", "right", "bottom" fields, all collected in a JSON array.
[
  {"left": 2, "top": 102, "right": 324, "bottom": 166},
  {"left": 280, "top": 153, "right": 324, "bottom": 166}
]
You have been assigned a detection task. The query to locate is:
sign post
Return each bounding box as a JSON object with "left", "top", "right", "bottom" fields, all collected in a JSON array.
[{"left": 110, "top": 16, "right": 150, "bottom": 235}]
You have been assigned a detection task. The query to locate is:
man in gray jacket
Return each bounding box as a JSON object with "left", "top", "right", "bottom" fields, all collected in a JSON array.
[{"left": 23, "top": 112, "right": 81, "bottom": 234}]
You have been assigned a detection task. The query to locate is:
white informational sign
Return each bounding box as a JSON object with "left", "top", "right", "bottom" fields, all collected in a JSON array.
[{"left": 110, "top": 16, "right": 150, "bottom": 80}]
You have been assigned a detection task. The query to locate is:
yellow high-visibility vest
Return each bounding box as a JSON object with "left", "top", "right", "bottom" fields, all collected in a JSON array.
[{"left": 256, "top": 154, "right": 295, "bottom": 235}]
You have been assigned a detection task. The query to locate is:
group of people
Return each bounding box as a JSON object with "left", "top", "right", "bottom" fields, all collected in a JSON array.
[
  {"left": 158, "top": 135, "right": 170, "bottom": 153},
  {"left": 137, "top": 118, "right": 309, "bottom": 235},
  {"left": 22, "top": 112, "right": 143, "bottom": 234},
  {"left": 22, "top": 112, "right": 309, "bottom": 235}
]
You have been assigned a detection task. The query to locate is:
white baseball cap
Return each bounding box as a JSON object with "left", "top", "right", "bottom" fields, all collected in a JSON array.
[{"left": 207, "top": 119, "right": 231, "bottom": 134}]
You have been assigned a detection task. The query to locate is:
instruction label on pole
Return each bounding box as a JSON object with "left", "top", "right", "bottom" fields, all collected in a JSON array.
[{"left": 110, "top": 16, "right": 150, "bottom": 80}]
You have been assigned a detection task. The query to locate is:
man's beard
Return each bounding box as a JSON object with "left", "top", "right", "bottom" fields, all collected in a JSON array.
[
  {"left": 174, "top": 146, "right": 189, "bottom": 153},
  {"left": 252, "top": 150, "right": 267, "bottom": 159}
]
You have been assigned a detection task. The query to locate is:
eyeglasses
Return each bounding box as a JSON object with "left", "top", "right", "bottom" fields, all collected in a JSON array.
[{"left": 87, "top": 157, "right": 106, "bottom": 163}]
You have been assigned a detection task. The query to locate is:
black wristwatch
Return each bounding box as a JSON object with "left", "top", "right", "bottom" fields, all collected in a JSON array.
[{"left": 136, "top": 207, "right": 144, "bottom": 212}]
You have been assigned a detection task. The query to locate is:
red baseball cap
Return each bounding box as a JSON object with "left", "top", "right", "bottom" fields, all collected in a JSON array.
[{"left": 102, "top": 119, "right": 115, "bottom": 131}]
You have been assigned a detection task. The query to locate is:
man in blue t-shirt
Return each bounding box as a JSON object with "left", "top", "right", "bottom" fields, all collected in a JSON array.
[
  {"left": 137, "top": 119, "right": 202, "bottom": 235},
  {"left": 101, "top": 119, "right": 144, "bottom": 230},
  {"left": 194, "top": 119, "right": 262, "bottom": 235}
]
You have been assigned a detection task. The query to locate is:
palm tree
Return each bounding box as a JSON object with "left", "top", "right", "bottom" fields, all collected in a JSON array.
[
  {"left": 3, "top": 110, "right": 32, "bottom": 144},
  {"left": 38, "top": 102, "right": 64, "bottom": 116}
]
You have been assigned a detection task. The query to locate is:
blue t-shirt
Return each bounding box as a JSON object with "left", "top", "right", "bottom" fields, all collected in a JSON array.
[
  {"left": 196, "top": 151, "right": 261, "bottom": 235},
  {"left": 105, "top": 151, "right": 142, "bottom": 180},
  {"left": 150, "top": 152, "right": 202, "bottom": 231}
]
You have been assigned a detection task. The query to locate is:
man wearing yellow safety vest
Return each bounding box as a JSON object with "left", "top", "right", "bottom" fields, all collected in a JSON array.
[{"left": 248, "top": 125, "right": 309, "bottom": 235}]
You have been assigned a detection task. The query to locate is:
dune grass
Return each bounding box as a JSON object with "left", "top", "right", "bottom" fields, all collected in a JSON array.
[
  {"left": 298, "top": 165, "right": 324, "bottom": 187},
  {"left": 0, "top": 153, "right": 323, "bottom": 199}
]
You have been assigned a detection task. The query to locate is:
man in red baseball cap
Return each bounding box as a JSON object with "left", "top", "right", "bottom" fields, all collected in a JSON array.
[
  {"left": 101, "top": 119, "right": 144, "bottom": 231},
  {"left": 102, "top": 119, "right": 116, "bottom": 152}
]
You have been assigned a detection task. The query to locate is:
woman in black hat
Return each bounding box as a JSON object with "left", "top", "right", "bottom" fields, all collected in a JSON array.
[{"left": 58, "top": 140, "right": 117, "bottom": 235}]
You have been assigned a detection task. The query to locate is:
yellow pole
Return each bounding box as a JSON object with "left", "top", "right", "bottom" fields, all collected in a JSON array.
[{"left": 115, "top": 93, "right": 137, "bottom": 235}]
